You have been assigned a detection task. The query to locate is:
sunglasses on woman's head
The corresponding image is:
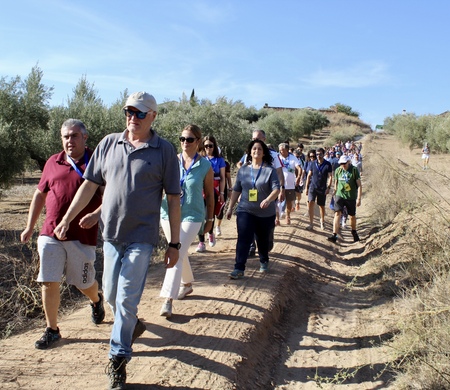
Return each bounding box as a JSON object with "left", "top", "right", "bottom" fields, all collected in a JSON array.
[{"left": 179, "top": 136, "right": 197, "bottom": 143}]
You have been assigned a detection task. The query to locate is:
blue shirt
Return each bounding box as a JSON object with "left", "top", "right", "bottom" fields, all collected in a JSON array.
[{"left": 161, "top": 156, "right": 211, "bottom": 222}]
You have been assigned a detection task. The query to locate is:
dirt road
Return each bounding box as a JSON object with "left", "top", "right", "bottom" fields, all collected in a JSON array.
[{"left": 2, "top": 133, "right": 426, "bottom": 389}]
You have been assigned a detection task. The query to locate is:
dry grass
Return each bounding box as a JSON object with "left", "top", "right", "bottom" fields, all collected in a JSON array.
[
  {"left": 362, "top": 137, "right": 450, "bottom": 389},
  {"left": 0, "top": 175, "right": 167, "bottom": 339}
]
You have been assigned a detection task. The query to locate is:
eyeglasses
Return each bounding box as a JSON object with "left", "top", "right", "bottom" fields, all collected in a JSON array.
[
  {"left": 204, "top": 144, "right": 214, "bottom": 149},
  {"left": 123, "top": 109, "right": 148, "bottom": 119},
  {"left": 179, "top": 136, "right": 197, "bottom": 143}
]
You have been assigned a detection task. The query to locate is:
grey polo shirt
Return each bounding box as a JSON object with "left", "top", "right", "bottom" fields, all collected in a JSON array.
[{"left": 84, "top": 129, "right": 180, "bottom": 245}]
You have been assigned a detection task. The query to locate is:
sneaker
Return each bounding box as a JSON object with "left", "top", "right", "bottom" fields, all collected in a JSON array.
[
  {"left": 259, "top": 262, "right": 268, "bottom": 273},
  {"left": 35, "top": 327, "right": 61, "bottom": 350},
  {"left": 305, "top": 224, "right": 313, "bottom": 231},
  {"left": 208, "top": 233, "right": 216, "bottom": 247},
  {"left": 320, "top": 220, "right": 325, "bottom": 230},
  {"left": 106, "top": 356, "right": 127, "bottom": 390},
  {"left": 196, "top": 242, "right": 206, "bottom": 252},
  {"left": 248, "top": 246, "right": 256, "bottom": 257},
  {"left": 215, "top": 226, "right": 222, "bottom": 236},
  {"left": 352, "top": 230, "right": 360, "bottom": 242},
  {"left": 131, "top": 318, "right": 146, "bottom": 345},
  {"left": 229, "top": 270, "right": 244, "bottom": 279},
  {"left": 327, "top": 234, "right": 338, "bottom": 243},
  {"left": 91, "top": 293, "right": 105, "bottom": 324},
  {"left": 160, "top": 299, "right": 172, "bottom": 318},
  {"left": 178, "top": 284, "right": 193, "bottom": 300}
]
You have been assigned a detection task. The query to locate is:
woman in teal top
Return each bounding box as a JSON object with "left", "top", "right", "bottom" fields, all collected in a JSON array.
[{"left": 160, "top": 125, "right": 214, "bottom": 318}]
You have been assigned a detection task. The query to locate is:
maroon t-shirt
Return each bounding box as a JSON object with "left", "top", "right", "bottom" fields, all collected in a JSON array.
[{"left": 38, "top": 149, "right": 102, "bottom": 245}]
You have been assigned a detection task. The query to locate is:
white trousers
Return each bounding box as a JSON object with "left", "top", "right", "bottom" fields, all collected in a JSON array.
[{"left": 159, "top": 219, "right": 201, "bottom": 299}]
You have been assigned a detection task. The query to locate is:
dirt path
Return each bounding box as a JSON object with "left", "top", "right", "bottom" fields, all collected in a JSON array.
[{"left": 1, "top": 133, "right": 440, "bottom": 389}]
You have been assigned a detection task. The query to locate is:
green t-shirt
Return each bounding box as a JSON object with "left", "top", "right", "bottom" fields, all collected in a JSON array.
[{"left": 334, "top": 164, "right": 360, "bottom": 200}]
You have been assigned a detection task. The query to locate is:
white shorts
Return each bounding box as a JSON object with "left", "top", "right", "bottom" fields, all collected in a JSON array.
[
  {"left": 422, "top": 153, "right": 430, "bottom": 160},
  {"left": 37, "top": 235, "right": 97, "bottom": 289}
]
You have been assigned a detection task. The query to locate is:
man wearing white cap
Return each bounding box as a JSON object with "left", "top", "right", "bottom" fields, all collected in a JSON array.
[
  {"left": 54, "top": 91, "right": 181, "bottom": 390},
  {"left": 328, "top": 155, "right": 362, "bottom": 243}
]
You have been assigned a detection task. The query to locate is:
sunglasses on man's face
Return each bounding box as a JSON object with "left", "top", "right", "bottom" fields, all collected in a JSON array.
[
  {"left": 204, "top": 144, "right": 214, "bottom": 149},
  {"left": 179, "top": 136, "right": 197, "bottom": 143},
  {"left": 123, "top": 109, "right": 148, "bottom": 119}
]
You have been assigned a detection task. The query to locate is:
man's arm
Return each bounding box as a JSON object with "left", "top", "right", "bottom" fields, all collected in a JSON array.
[
  {"left": 54, "top": 180, "right": 99, "bottom": 240},
  {"left": 20, "top": 189, "right": 47, "bottom": 243},
  {"left": 164, "top": 194, "right": 181, "bottom": 268},
  {"left": 356, "top": 178, "right": 362, "bottom": 207},
  {"left": 276, "top": 166, "right": 285, "bottom": 202}
]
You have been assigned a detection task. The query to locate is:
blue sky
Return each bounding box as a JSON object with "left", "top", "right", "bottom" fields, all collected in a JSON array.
[{"left": 1, "top": 0, "right": 449, "bottom": 129}]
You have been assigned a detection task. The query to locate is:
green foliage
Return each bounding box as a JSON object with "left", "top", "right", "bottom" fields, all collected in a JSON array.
[
  {"left": 334, "top": 102, "right": 360, "bottom": 117},
  {"left": 256, "top": 109, "right": 329, "bottom": 146},
  {"left": 0, "top": 65, "right": 53, "bottom": 186},
  {"left": 383, "top": 113, "right": 450, "bottom": 152}
]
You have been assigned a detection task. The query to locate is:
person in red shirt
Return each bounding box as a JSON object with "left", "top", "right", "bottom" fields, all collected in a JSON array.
[{"left": 21, "top": 119, "right": 104, "bottom": 350}]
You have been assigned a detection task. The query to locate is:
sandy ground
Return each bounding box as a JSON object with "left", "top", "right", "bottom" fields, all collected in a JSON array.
[{"left": 1, "top": 132, "right": 442, "bottom": 390}]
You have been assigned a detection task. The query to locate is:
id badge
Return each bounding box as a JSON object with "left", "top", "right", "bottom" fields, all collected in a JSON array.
[{"left": 249, "top": 189, "right": 258, "bottom": 202}]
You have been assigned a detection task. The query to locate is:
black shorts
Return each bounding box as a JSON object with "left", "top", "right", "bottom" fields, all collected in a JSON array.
[
  {"left": 307, "top": 188, "right": 327, "bottom": 206},
  {"left": 334, "top": 196, "right": 356, "bottom": 216}
]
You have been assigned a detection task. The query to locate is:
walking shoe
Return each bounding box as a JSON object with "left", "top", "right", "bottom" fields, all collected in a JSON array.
[
  {"left": 91, "top": 293, "right": 105, "bottom": 324},
  {"left": 106, "top": 356, "right": 127, "bottom": 390},
  {"left": 320, "top": 220, "right": 325, "bottom": 230},
  {"left": 160, "top": 299, "right": 172, "bottom": 318},
  {"left": 196, "top": 242, "right": 206, "bottom": 252},
  {"left": 248, "top": 246, "right": 256, "bottom": 257},
  {"left": 215, "top": 226, "right": 222, "bottom": 236},
  {"left": 229, "top": 270, "right": 244, "bottom": 279},
  {"left": 35, "top": 327, "right": 61, "bottom": 350},
  {"left": 208, "top": 233, "right": 216, "bottom": 247},
  {"left": 327, "top": 234, "right": 338, "bottom": 243},
  {"left": 178, "top": 284, "right": 193, "bottom": 300},
  {"left": 305, "top": 224, "right": 313, "bottom": 231},
  {"left": 352, "top": 230, "right": 360, "bottom": 242},
  {"left": 259, "top": 262, "right": 269, "bottom": 273},
  {"left": 131, "top": 318, "right": 146, "bottom": 345}
]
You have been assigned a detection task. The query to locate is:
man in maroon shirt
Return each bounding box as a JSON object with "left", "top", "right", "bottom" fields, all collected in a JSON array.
[{"left": 21, "top": 119, "right": 104, "bottom": 350}]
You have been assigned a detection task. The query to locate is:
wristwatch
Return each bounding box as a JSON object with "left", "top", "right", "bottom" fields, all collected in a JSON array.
[{"left": 168, "top": 242, "right": 181, "bottom": 250}]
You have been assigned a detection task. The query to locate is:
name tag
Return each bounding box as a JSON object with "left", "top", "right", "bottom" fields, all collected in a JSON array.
[{"left": 249, "top": 189, "right": 258, "bottom": 202}]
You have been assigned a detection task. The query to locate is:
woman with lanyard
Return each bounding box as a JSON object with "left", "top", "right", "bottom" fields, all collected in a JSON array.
[
  {"left": 195, "top": 135, "right": 226, "bottom": 252},
  {"left": 226, "top": 139, "right": 280, "bottom": 279},
  {"left": 159, "top": 125, "right": 214, "bottom": 318}
]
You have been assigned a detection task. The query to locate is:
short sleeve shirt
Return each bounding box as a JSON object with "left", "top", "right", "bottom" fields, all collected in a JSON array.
[
  {"left": 161, "top": 156, "right": 211, "bottom": 222},
  {"left": 334, "top": 164, "right": 360, "bottom": 200},
  {"left": 233, "top": 163, "right": 279, "bottom": 218},
  {"left": 84, "top": 129, "right": 180, "bottom": 245},
  {"left": 38, "top": 149, "right": 101, "bottom": 245},
  {"left": 309, "top": 160, "right": 332, "bottom": 192},
  {"left": 279, "top": 153, "right": 299, "bottom": 190}
]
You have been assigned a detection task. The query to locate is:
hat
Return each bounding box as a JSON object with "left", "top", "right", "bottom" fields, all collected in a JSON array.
[
  {"left": 338, "top": 155, "right": 349, "bottom": 164},
  {"left": 123, "top": 91, "right": 157, "bottom": 112}
]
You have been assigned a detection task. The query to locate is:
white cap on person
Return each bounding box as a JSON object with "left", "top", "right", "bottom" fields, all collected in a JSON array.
[
  {"left": 338, "top": 155, "right": 350, "bottom": 164},
  {"left": 123, "top": 91, "right": 157, "bottom": 112}
]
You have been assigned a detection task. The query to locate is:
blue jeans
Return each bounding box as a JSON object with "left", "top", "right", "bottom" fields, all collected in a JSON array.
[
  {"left": 234, "top": 212, "right": 275, "bottom": 271},
  {"left": 103, "top": 241, "right": 154, "bottom": 360}
]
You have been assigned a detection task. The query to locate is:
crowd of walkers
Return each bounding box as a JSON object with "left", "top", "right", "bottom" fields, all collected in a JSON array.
[{"left": 20, "top": 87, "right": 364, "bottom": 389}]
